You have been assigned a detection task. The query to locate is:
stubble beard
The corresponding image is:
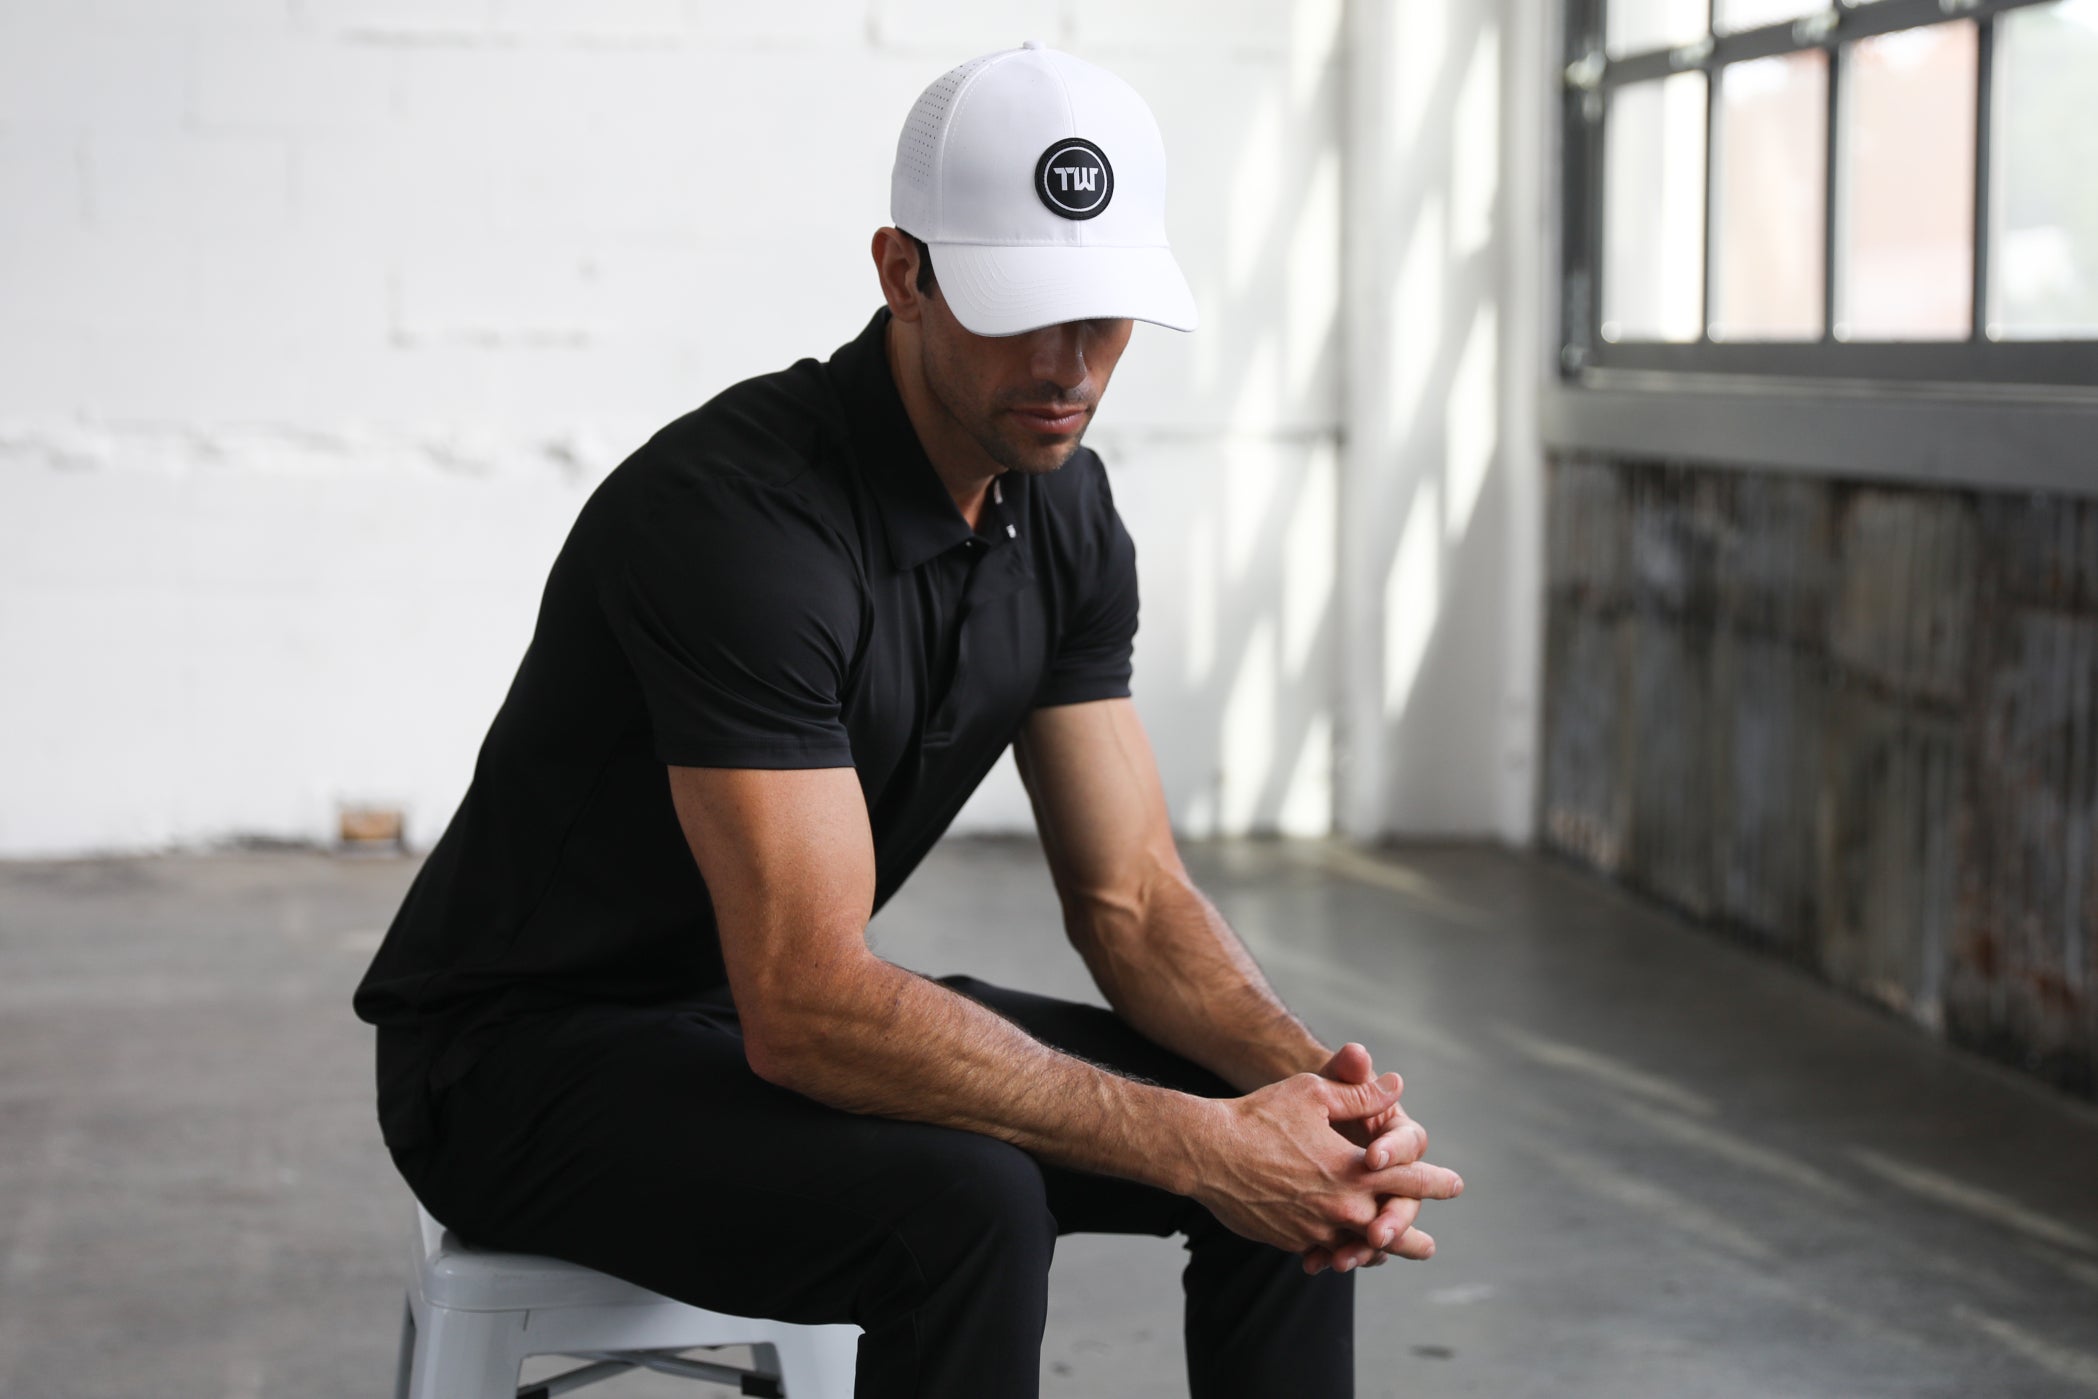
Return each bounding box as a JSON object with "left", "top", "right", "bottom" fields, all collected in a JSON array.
[
  {"left": 972, "top": 408, "right": 1087, "bottom": 476},
  {"left": 922, "top": 335, "right": 1088, "bottom": 477}
]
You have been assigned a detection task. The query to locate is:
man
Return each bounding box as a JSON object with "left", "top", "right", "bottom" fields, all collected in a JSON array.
[{"left": 354, "top": 41, "right": 1461, "bottom": 1398}]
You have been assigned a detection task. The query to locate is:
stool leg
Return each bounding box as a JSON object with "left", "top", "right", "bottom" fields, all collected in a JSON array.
[
  {"left": 771, "top": 1327, "right": 861, "bottom": 1399},
  {"left": 392, "top": 1294, "right": 416, "bottom": 1399},
  {"left": 405, "top": 1301, "right": 528, "bottom": 1399}
]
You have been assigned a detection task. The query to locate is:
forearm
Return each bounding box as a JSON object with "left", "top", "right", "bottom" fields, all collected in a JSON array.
[
  {"left": 1069, "top": 863, "right": 1328, "bottom": 1093},
  {"left": 741, "top": 952, "right": 1215, "bottom": 1196}
]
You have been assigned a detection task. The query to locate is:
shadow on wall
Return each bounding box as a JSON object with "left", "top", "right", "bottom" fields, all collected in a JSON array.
[
  {"left": 1338, "top": 0, "right": 1536, "bottom": 842},
  {"left": 1102, "top": 3, "right": 1348, "bottom": 840},
  {"left": 980, "top": 0, "right": 1541, "bottom": 845},
  {"left": 956, "top": 1, "right": 1357, "bottom": 840},
  {"left": 0, "top": 0, "right": 1534, "bottom": 854}
]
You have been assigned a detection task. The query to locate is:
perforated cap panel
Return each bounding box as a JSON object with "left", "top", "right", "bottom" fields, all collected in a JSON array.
[{"left": 891, "top": 48, "right": 1010, "bottom": 236}]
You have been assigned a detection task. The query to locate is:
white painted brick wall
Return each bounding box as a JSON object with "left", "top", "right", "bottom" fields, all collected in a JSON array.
[
  {"left": 0, "top": 0, "right": 1350, "bottom": 855},
  {"left": 191, "top": 32, "right": 395, "bottom": 133}
]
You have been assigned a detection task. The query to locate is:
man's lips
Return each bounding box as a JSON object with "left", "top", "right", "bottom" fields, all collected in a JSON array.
[{"left": 1010, "top": 404, "right": 1090, "bottom": 434}]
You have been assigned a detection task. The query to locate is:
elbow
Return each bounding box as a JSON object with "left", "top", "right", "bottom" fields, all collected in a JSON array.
[
  {"left": 735, "top": 962, "right": 863, "bottom": 1094},
  {"left": 741, "top": 1025, "right": 807, "bottom": 1092},
  {"left": 738, "top": 993, "right": 829, "bottom": 1093}
]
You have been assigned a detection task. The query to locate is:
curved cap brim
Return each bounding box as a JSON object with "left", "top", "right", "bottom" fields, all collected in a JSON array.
[{"left": 927, "top": 241, "right": 1199, "bottom": 337}]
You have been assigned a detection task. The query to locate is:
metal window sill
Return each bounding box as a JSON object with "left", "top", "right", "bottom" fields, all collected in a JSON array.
[{"left": 1539, "top": 372, "right": 2098, "bottom": 497}]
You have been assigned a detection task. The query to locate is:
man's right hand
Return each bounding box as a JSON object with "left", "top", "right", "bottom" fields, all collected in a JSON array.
[{"left": 1189, "top": 1072, "right": 1464, "bottom": 1258}]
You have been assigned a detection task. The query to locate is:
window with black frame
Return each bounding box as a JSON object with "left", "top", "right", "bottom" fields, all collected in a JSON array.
[{"left": 1559, "top": 0, "right": 2098, "bottom": 387}]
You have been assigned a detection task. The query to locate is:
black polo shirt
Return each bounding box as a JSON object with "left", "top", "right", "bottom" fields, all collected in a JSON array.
[{"left": 353, "top": 307, "right": 1139, "bottom": 1151}]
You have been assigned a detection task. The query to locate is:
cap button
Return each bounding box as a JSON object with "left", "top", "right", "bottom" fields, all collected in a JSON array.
[{"left": 1021, "top": 38, "right": 1043, "bottom": 49}]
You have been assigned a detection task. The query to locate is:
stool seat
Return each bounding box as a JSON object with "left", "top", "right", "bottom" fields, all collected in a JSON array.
[
  {"left": 418, "top": 1216, "right": 673, "bottom": 1312},
  {"left": 395, "top": 1200, "right": 860, "bottom": 1399}
]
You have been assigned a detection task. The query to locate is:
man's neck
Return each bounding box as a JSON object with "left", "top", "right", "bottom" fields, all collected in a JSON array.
[{"left": 884, "top": 316, "right": 998, "bottom": 531}]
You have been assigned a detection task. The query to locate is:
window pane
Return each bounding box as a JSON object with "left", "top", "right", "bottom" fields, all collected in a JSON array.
[
  {"left": 1715, "top": 0, "right": 1820, "bottom": 35},
  {"left": 1991, "top": 0, "right": 2098, "bottom": 338},
  {"left": 1713, "top": 51, "right": 1827, "bottom": 340},
  {"left": 1837, "top": 21, "right": 1977, "bottom": 341},
  {"left": 1607, "top": 0, "right": 1709, "bottom": 58},
  {"left": 1603, "top": 73, "right": 1709, "bottom": 342}
]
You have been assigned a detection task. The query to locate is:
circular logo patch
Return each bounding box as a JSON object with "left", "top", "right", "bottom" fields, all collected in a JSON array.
[{"left": 1033, "top": 138, "right": 1114, "bottom": 221}]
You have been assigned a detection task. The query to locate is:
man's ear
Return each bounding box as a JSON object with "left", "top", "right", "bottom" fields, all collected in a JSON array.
[{"left": 871, "top": 226, "right": 927, "bottom": 324}]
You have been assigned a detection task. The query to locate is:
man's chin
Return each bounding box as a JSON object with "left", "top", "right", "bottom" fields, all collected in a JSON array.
[{"left": 991, "top": 429, "right": 1087, "bottom": 476}]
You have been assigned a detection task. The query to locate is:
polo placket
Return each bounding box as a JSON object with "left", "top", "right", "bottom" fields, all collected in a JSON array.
[{"left": 926, "top": 474, "right": 1032, "bottom": 748}]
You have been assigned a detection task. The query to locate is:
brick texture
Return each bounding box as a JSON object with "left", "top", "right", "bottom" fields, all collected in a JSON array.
[{"left": 0, "top": 0, "right": 1346, "bottom": 853}]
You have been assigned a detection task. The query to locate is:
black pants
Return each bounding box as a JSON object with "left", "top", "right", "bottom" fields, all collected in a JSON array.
[{"left": 384, "top": 976, "right": 1353, "bottom": 1398}]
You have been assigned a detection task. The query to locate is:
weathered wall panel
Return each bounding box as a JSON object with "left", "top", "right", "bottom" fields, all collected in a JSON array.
[
  {"left": 1714, "top": 631, "right": 1825, "bottom": 956},
  {"left": 1815, "top": 687, "right": 1962, "bottom": 1024},
  {"left": 1542, "top": 458, "right": 1632, "bottom": 871},
  {"left": 1633, "top": 469, "right": 1725, "bottom": 917},
  {"left": 1541, "top": 611, "right": 1632, "bottom": 871},
  {"left": 1713, "top": 474, "right": 1831, "bottom": 956},
  {"left": 1542, "top": 458, "right": 2097, "bottom": 1099},
  {"left": 1955, "top": 493, "right": 2098, "bottom": 1095}
]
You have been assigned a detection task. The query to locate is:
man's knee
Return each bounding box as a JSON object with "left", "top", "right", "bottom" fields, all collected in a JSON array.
[
  {"left": 852, "top": 1129, "right": 1054, "bottom": 1337},
  {"left": 916, "top": 1131, "right": 1056, "bottom": 1262}
]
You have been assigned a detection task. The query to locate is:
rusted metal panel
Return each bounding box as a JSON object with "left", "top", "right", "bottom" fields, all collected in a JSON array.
[
  {"left": 1716, "top": 473, "right": 1832, "bottom": 649},
  {"left": 1627, "top": 610, "right": 1717, "bottom": 916},
  {"left": 1828, "top": 489, "right": 1976, "bottom": 708},
  {"left": 1546, "top": 454, "right": 1630, "bottom": 607},
  {"left": 1711, "top": 475, "right": 1831, "bottom": 956},
  {"left": 1542, "top": 609, "right": 1633, "bottom": 872},
  {"left": 1815, "top": 684, "right": 1962, "bottom": 1025},
  {"left": 1539, "top": 454, "right": 2096, "bottom": 1099},
  {"left": 1953, "top": 494, "right": 2098, "bottom": 1095},
  {"left": 1712, "top": 631, "right": 1826, "bottom": 956},
  {"left": 1625, "top": 463, "right": 1722, "bottom": 624},
  {"left": 1621, "top": 466, "right": 1726, "bottom": 917},
  {"left": 1542, "top": 457, "right": 1633, "bottom": 872},
  {"left": 1816, "top": 488, "right": 1974, "bottom": 1025}
]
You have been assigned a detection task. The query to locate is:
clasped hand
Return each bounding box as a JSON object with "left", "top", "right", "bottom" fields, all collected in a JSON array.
[
  {"left": 1305, "top": 1041, "right": 1450, "bottom": 1273},
  {"left": 1193, "top": 1043, "right": 1460, "bottom": 1278}
]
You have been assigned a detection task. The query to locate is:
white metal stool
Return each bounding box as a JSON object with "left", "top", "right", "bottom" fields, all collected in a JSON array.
[{"left": 394, "top": 1202, "right": 861, "bottom": 1399}]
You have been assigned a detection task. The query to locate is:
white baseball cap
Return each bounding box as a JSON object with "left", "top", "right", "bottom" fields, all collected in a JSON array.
[{"left": 891, "top": 41, "right": 1199, "bottom": 338}]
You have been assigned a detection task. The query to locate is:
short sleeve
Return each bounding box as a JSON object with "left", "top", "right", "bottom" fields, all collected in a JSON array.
[
  {"left": 597, "top": 470, "right": 862, "bottom": 769},
  {"left": 1033, "top": 498, "right": 1139, "bottom": 710}
]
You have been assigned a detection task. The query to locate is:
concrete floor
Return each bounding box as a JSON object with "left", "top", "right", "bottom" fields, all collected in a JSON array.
[{"left": 2, "top": 839, "right": 2096, "bottom": 1399}]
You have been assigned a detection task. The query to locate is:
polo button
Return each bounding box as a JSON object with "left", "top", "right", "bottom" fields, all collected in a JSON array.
[{"left": 1005, "top": 523, "right": 1016, "bottom": 538}]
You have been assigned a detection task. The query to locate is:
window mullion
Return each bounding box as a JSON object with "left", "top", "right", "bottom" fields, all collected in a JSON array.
[
  {"left": 1972, "top": 13, "right": 1995, "bottom": 343},
  {"left": 1562, "top": 0, "right": 1606, "bottom": 373},
  {"left": 1702, "top": 51, "right": 1719, "bottom": 342},
  {"left": 1821, "top": 30, "right": 1842, "bottom": 342}
]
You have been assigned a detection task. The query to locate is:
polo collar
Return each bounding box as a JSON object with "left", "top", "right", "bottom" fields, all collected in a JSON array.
[{"left": 830, "top": 308, "right": 980, "bottom": 572}]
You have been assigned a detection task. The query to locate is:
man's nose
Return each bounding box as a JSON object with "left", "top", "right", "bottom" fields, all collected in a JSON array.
[{"left": 1027, "top": 324, "right": 1090, "bottom": 392}]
